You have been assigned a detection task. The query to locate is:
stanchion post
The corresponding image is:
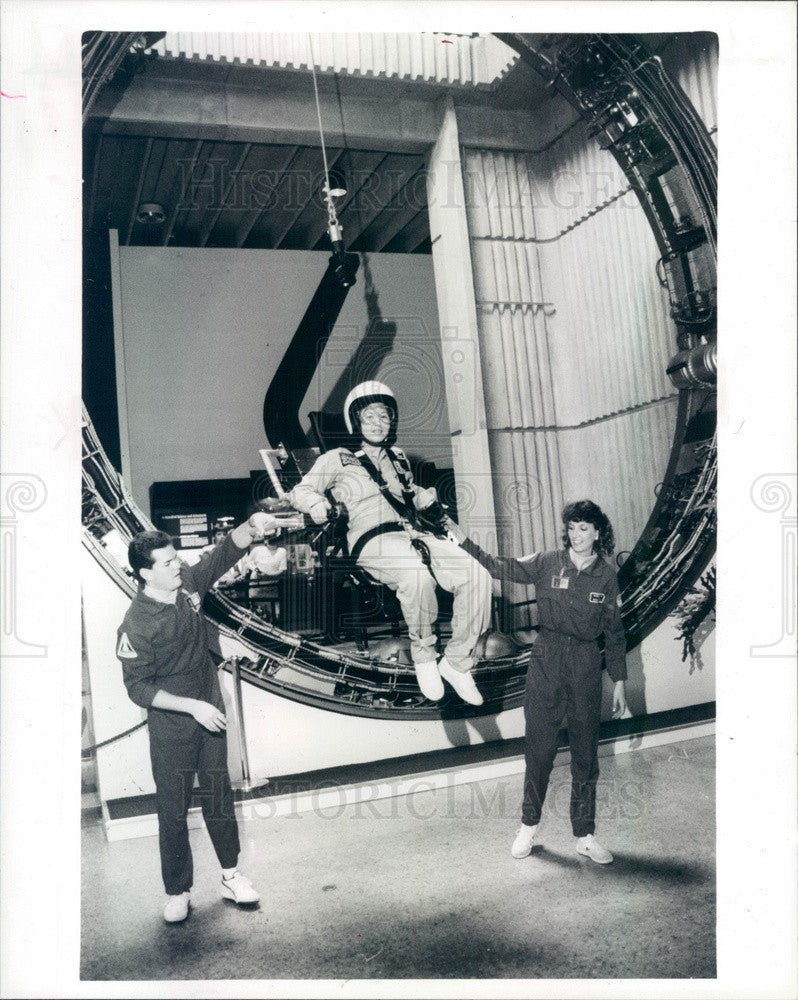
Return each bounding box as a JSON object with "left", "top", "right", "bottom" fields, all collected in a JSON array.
[{"left": 230, "top": 656, "right": 268, "bottom": 793}]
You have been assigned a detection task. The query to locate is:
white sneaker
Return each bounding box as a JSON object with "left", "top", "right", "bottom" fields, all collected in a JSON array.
[
  {"left": 415, "top": 659, "right": 444, "bottom": 700},
  {"left": 163, "top": 892, "right": 190, "bottom": 923},
  {"left": 221, "top": 871, "right": 260, "bottom": 904},
  {"left": 510, "top": 823, "right": 539, "bottom": 859},
  {"left": 438, "top": 657, "right": 483, "bottom": 706},
  {"left": 576, "top": 834, "right": 613, "bottom": 864}
]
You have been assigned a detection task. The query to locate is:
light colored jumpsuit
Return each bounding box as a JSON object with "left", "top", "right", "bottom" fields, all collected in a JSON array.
[{"left": 289, "top": 446, "right": 493, "bottom": 672}]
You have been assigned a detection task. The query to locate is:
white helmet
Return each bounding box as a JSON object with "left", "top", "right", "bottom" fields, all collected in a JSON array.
[{"left": 343, "top": 381, "right": 398, "bottom": 441}]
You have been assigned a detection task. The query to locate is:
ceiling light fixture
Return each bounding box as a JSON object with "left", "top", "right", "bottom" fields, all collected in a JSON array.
[
  {"left": 322, "top": 169, "right": 347, "bottom": 200},
  {"left": 136, "top": 202, "right": 166, "bottom": 225}
]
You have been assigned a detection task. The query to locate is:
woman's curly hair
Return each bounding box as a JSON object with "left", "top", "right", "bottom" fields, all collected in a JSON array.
[{"left": 561, "top": 500, "right": 615, "bottom": 556}]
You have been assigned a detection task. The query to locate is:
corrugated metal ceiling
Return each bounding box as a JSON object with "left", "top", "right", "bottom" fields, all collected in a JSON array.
[
  {"left": 84, "top": 134, "right": 431, "bottom": 253},
  {"left": 82, "top": 32, "right": 537, "bottom": 254},
  {"left": 148, "top": 31, "right": 518, "bottom": 88}
]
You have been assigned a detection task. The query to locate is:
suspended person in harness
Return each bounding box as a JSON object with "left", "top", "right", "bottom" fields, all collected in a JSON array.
[{"left": 289, "top": 381, "right": 493, "bottom": 705}]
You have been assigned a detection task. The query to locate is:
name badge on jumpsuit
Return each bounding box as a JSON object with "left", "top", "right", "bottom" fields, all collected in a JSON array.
[
  {"left": 551, "top": 575, "right": 569, "bottom": 590},
  {"left": 182, "top": 589, "right": 201, "bottom": 614}
]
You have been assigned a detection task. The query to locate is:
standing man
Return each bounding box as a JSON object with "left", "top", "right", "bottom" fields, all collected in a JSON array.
[{"left": 117, "top": 511, "right": 276, "bottom": 923}]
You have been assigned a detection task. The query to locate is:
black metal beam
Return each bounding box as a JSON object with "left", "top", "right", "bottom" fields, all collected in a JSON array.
[{"left": 263, "top": 248, "right": 360, "bottom": 450}]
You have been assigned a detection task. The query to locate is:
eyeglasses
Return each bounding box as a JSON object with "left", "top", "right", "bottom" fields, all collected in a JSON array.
[{"left": 360, "top": 409, "right": 391, "bottom": 425}]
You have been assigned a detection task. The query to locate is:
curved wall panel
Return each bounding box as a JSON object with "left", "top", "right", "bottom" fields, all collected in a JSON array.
[
  {"left": 463, "top": 141, "right": 679, "bottom": 595},
  {"left": 492, "top": 32, "right": 717, "bottom": 643}
]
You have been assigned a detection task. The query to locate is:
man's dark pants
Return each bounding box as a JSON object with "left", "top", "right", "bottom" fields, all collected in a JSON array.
[{"left": 149, "top": 722, "right": 240, "bottom": 895}]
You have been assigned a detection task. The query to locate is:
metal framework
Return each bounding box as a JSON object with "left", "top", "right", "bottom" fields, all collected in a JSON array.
[
  {"left": 498, "top": 33, "right": 717, "bottom": 646},
  {"left": 82, "top": 32, "right": 717, "bottom": 719}
]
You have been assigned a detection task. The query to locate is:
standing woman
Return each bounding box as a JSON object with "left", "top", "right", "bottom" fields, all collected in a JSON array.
[{"left": 449, "top": 500, "right": 627, "bottom": 863}]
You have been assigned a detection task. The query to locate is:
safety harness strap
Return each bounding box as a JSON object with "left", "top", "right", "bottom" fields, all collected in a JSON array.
[
  {"left": 354, "top": 449, "right": 417, "bottom": 527},
  {"left": 349, "top": 522, "right": 405, "bottom": 563},
  {"left": 352, "top": 449, "right": 435, "bottom": 572},
  {"left": 352, "top": 448, "right": 435, "bottom": 576},
  {"left": 384, "top": 446, "right": 418, "bottom": 511},
  {"left": 350, "top": 522, "right": 434, "bottom": 573}
]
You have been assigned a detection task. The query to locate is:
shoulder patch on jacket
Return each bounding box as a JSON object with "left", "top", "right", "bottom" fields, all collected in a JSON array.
[
  {"left": 181, "top": 588, "right": 201, "bottom": 614},
  {"left": 339, "top": 451, "right": 362, "bottom": 468},
  {"left": 116, "top": 632, "right": 138, "bottom": 658}
]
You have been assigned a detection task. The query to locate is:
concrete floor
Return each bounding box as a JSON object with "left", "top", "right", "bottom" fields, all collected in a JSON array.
[{"left": 81, "top": 735, "right": 715, "bottom": 982}]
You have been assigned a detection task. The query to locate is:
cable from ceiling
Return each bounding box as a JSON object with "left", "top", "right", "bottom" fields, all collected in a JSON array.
[{"left": 307, "top": 35, "right": 343, "bottom": 248}]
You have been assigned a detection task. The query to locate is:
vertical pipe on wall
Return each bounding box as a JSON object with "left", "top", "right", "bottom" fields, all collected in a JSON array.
[{"left": 108, "top": 228, "right": 136, "bottom": 508}]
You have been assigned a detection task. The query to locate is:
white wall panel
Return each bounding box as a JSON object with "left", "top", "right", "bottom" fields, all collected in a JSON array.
[
  {"left": 535, "top": 120, "right": 629, "bottom": 238},
  {"left": 539, "top": 195, "right": 675, "bottom": 425},
  {"left": 557, "top": 401, "right": 679, "bottom": 556},
  {"left": 462, "top": 120, "right": 681, "bottom": 564},
  {"left": 114, "top": 246, "right": 447, "bottom": 514}
]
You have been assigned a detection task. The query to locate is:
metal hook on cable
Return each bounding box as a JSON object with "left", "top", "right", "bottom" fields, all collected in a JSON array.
[{"left": 307, "top": 34, "right": 345, "bottom": 252}]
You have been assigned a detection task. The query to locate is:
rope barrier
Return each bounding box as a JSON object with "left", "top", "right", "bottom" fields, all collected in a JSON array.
[{"left": 82, "top": 719, "right": 148, "bottom": 757}]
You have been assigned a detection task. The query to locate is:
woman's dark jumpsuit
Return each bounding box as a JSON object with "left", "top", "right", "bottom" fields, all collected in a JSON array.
[{"left": 461, "top": 540, "right": 627, "bottom": 835}]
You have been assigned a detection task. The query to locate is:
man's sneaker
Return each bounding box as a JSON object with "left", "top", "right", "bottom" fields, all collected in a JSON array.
[
  {"left": 163, "top": 892, "right": 190, "bottom": 923},
  {"left": 415, "top": 659, "right": 444, "bottom": 701},
  {"left": 438, "top": 657, "right": 483, "bottom": 706},
  {"left": 511, "top": 823, "right": 539, "bottom": 859},
  {"left": 576, "top": 834, "right": 614, "bottom": 864},
  {"left": 221, "top": 871, "right": 260, "bottom": 905}
]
